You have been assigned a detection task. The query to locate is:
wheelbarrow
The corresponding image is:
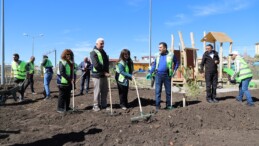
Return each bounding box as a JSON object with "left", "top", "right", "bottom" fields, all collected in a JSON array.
[{"left": 0, "top": 84, "right": 21, "bottom": 105}]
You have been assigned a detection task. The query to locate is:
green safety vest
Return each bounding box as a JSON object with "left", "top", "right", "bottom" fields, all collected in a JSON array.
[
  {"left": 43, "top": 59, "right": 53, "bottom": 73},
  {"left": 60, "top": 60, "right": 71, "bottom": 85},
  {"left": 29, "top": 62, "right": 35, "bottom": 74},
  {"left": 92, "top": 49, "right": 103, "bottom": 72},
  {"left": 235, "top": 56, "right": 253, "bottom": 82},
  {"left": 155, "top": 52, "right": 174, "bottom": 76},
  {"left": 116, "top": 60, "right": 129, "bottom": 83},
  {"left": 12, "top": 61, "right": 27, "bottom": 79}
]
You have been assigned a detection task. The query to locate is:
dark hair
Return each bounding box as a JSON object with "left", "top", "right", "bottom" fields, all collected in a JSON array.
[
  {"left": 159, "top": 42, "right": 167, "bottom": 49},
  {"left": 43, "top": 55, "right": 48, "bottom": 58},
  {"left": 206, "top": 44, "right": 213, "bottom": 49},
  {"left": 118, "top": 49, "right": 130, "bottom": 62},
  {"left": 13, "top": 53, "right": 19, "bottom": 58},
  {"left": 61, "top": 49, "right": 73, "bottom": 60}
]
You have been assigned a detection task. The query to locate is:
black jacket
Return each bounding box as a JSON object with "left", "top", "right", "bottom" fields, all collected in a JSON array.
[
  {"left": 59, "top": 61, "right": 72, "bottom": 85},
  {"left": 200, "top": 50, "right": 220, "bottom": 74},
  {"left": 90, "top": 47, "right": 109, "bottom": 78}
]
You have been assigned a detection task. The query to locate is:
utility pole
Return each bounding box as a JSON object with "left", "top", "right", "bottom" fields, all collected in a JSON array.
[
  {"left": 1, "top": 0, "right": 5, "bottom": 85},
  {"left": 148, "top": 0, "right": 152, "bottom": 67}
]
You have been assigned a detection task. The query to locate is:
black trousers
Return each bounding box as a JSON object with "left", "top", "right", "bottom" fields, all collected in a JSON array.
[
  {"left": 57, "top": 84, "right": 72, "bottom": 111},
  {"left": 205, "top": 72, "right": 218, "bottom": 99},
  {"left": 24, "top": 74, "right": 35, "bottom": 93},
  {"left": 80, "top": 73, "right": 90, "bottom": 93},
  {"left": 115, "top": 73, "right": 129, "bottom": 107}
]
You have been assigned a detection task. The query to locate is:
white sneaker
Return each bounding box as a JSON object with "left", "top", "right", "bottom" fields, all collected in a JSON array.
[
  {"left": 121, "top": 107, "right": 127, "bottom": 110},
  {"left": 92, "top": 105, "right": 100, "bottom": 112},
  {"left": 32, "top": 92, "right": 37, "bottom": 95},
  {"left": 106, "top": 107, "right": 110, "bottom": 111},
  {"left": 18, "top": 98, "right": 24, "bottom": 103}
]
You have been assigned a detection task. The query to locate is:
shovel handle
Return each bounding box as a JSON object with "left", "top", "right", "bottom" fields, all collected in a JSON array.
[
  {"left": 108, "top": 77, "right": 113, "bottom": 114},
  {"left": 133, "top": 78, "right": 143, "bottom": 113}
]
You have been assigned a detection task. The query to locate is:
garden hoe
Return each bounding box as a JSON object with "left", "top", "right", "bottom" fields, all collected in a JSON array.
[{"left": 131, "top": 78, "right": 153, "bottom": 122}]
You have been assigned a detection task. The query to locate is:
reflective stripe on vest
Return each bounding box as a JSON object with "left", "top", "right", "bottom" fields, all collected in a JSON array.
[
  {"left": 29, "top": 62, "right": 35, "bottom": 74},
  {"left": 60, "top": 60, "right": 71, "bottom": 84},
  {"left": 43, "top": 59, "right": 53, "bottom": 73},
  {"left": 116, "top": 60, "right": 129, "bottom": 83},
  {"left": 235, "top": 56, "right": 253, "bottom": 82},
  {"left": 12, "top": 61, "right": 27, "bottom": 79},
  {"left": 93, "top": 49, "right": 103, "bottom": 72},
  {"left": 155, "top": 53, "right": 173, "bottom": 76}
]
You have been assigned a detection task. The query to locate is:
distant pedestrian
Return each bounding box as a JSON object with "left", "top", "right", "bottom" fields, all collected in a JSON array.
[
  {"left": 57, "top": 49, "right": 74, "bottom": 113},
  {"left": 200, "top": 44, "right": 220, "bottom": 103},
  {"left": 24, "top": 56, "right": 37, "bottom": 94},
  {"left": 41, "top": 55, "right": 53, "bottom": 100},
  {"left": 149, "top": 42, "right": 179, "bottom": 111},
  {"left": 90, "top": 38, "right": 110, "bottom": 111},
  {"left": 11, "top": 53, "right": 29, "bottom": 102},
  {"left": 115, "top": 49, "right": 135, "bottom": 110},
  {"left": 78, "top": 57, "right": 92, "bottom": 95},
  {"left": 229, "top": 51, "right": 254, "bottom": 106}
]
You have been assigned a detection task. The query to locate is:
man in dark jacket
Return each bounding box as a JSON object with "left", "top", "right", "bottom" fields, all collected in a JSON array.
[
  {"left": 78, "top": 57, "right": 92, "bottom": 95},
  {"left": 200, "top": 44, "right": 220, "bottom": 103},
  {"left": 90, "top": 38, "right": 110, "bottom": 111}
]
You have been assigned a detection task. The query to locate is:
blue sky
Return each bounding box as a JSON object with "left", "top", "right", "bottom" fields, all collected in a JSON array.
[{"left": 1, "top": 0, "right": 259, "bottom": 66}]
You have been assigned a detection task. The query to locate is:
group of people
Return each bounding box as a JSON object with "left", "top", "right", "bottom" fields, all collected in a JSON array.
[
  {"left": 200, "top": 44, "right": 254, "bottom": 106},
  {"left": 11, "top": 38, "right": 255, "bottom": 114}
]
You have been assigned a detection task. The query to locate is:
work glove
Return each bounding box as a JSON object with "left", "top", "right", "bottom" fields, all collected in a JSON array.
[{"left": 146, "top": 73, "right": 151, "bottom": 80}]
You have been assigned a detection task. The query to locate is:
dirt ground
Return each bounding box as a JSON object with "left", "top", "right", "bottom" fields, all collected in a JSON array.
[{"left": 0, "top": 76, "right": 259, "bottom": 146}]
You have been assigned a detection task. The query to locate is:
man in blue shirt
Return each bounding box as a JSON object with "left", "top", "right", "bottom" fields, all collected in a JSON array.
[{"left": 150, "top": 42, "right": 179, "bottom": 111}]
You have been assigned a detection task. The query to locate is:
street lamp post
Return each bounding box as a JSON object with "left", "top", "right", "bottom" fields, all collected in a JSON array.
[
  {"left": 23, "top": 33, "right": 44, "bottom": 56},
  {"left": 1, "top": 0, "right": 5, "bottom": 85},
  {"left": 149, "top": 0, "right": 152, "bottom": 67}
]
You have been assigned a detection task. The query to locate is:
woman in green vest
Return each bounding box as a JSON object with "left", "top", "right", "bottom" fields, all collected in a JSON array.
[
  {"left": 57, "top": 49, "right": 74, "bottom": 113},
  {"left": 230, "top": 51, "right": 254, "bottom": 106},
  {"left": 115, "top": 49, "right": 134, "bottom": 110}
]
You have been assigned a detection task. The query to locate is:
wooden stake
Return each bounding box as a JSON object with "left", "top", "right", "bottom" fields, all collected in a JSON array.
[
  {"left": 171, "top": 34, "right": 174, "bottom": 53},
  {"left": 203, "top": 31, "right": 206, "bottom": 52},
  {"left": 219, "top": 42, "right": 223, "bottom": 80}
]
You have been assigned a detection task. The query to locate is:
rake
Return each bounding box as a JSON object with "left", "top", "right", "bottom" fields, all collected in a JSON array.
[{"left": 131, "top": 77, "right": 153, "bottom": 122}]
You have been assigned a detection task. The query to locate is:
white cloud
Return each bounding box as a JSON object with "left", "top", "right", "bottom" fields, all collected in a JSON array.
[
  {"left": 70, "top": 41, "right": 93, "bottom": 63},
  {"left": 72, "top": 41, "right": 92, "bottom": 52},
  {"left": 134, "top": 36, "right": 149, "bottom": 42},
  {"left": 165, "top": 13, "right": 190, "bottom": 26},
  {"left": 62, "top": 28, "right": 81, "bottom": 34},
  {"left": 126, "top": 0, "right": 145, "bottom": 7},
  {"left": 191, "top": 0, "right": 252, "bottom": 16}
]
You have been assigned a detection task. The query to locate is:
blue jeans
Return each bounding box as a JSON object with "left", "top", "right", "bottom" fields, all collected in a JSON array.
[
  {"left": 155, "top": 73, "right": 171, "bottom": 108},
  {"left": 237, "top": 77, "right": 253, "bottom": 105},
  {"left": 44, "top": 72, "right": 53, "bottom": 97}
]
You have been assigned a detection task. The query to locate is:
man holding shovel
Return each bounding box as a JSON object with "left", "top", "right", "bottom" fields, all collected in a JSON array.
[
  {"left": 149, "top": 42, "right": 179, "bottom": 111},
  {"left": 90, "top": 38, "right": 110, "bottom": 112}
]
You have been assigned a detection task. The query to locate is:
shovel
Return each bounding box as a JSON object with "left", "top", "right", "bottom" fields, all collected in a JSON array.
[{"left": 130, "top": 77, "right": 153, "bottom": 122}]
